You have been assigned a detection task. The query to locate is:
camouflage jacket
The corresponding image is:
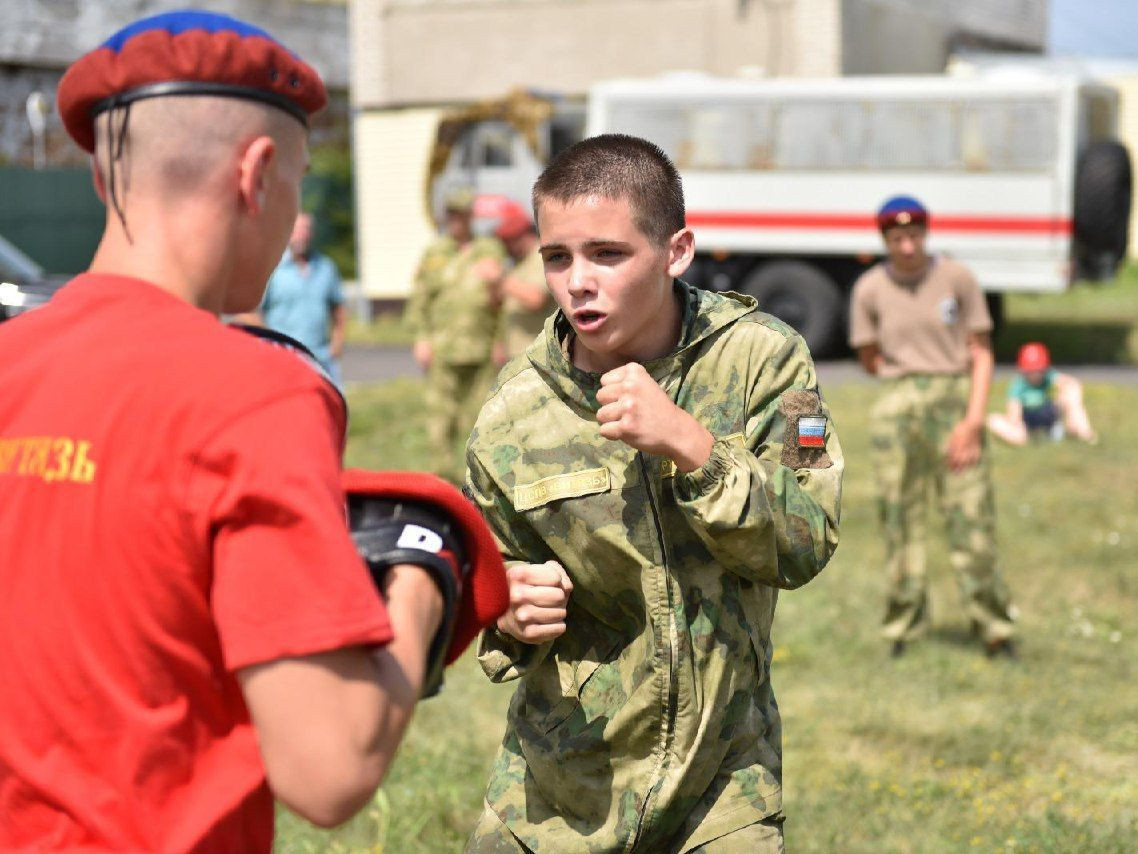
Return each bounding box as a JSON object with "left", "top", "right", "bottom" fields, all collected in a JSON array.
[
  {"left": 465, "top": 282, "right": 844, "bottom": 852},
  {"left": 404, "top": 235, "right": 504, "bottom": 364}
]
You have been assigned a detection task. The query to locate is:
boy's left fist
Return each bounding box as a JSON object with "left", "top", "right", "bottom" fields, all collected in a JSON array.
[{"left": 596, "top": 363, "right": 713, "bottom": 473}]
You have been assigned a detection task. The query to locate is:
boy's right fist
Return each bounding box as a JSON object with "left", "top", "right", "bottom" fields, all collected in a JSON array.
[{"left": 498, "top": 560, "right": 573, "bottom": 644}]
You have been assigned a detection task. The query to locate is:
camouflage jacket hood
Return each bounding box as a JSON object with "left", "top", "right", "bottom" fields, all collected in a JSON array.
[
  {"left": 527, "top": 280, "right": 754, "bottom": 412},
  {"left": 466, "top": 280, "right": 844, "bottom": 851}
]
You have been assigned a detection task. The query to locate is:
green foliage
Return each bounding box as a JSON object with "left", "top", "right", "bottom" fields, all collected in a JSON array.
[
  {"left": 275, "top": 377, "right": 1138, "bottom": 852},
  {"left": 303, "top": 144, "right": 356, "bottom": 279}
]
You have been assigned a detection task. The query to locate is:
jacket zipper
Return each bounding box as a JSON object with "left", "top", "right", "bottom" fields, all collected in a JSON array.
[{"left": 628, "top": 452, "right": 678, "bottom": 851}]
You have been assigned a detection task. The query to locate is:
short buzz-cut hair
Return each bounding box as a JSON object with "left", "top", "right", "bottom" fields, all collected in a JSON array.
[{"left": 532, "top": 133, "right": 685, "bottom": 245}]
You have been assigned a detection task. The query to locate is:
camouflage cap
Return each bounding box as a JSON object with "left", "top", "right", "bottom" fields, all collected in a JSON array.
[{"left": 445, "top": 187, "right": 476, "bottom": 213}]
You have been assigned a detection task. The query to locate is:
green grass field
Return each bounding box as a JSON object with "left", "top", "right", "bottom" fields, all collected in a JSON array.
[{"left": 276, "top": 376, "right": 1138, "bottom": 853}]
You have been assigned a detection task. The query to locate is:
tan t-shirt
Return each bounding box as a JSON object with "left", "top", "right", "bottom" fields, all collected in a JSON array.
[
  {"left": 501, "top": 247, "right": 554, "bottom": 359},
  {"left": 849, "top": 257, "right": 992, "bottom": 378}
]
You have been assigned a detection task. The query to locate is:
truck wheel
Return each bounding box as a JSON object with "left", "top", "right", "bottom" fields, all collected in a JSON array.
[
  {"left": 1073, "top": 140, "right": 1132, "bottom": 273},
  {"left": 740, "top": 261, "right": 844, "bottom": 357}
]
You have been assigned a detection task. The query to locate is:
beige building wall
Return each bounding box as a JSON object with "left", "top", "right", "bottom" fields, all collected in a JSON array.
[
  {"left": 353, "top": 0, "right": 1044, "bottom": 107},
  {"left": 353, "top": 108, "right": 445, "bottom": 298},
  {"left": 355, "top": 0, "right": 846, "bottom": 108}
]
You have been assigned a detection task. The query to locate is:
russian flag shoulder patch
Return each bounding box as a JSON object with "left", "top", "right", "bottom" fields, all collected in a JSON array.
[
  {"left": 779, "top": 387, "right": 834, "bottom": 469},
  {"left": 797, "top": 415, "right": 827, "bottom": 448}
]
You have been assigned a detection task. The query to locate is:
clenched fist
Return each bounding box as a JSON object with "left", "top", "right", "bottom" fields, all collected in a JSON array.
[
  {"left": 596, "top": 363, "right": 713, "bottom": 473},
  {"left": 497, "top": 560, "right": 574, "bottom": 644},
  {"left": 945, "top": 418, "right": 983, "bottom": 473}
]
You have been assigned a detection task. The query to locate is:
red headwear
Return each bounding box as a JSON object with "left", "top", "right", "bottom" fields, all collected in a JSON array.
[
  {"left": 1016, "top": 342, "right": 1051, "bottom": 372},
  {"left": 57, "top": 10, "right": 326, "bottom": 153}
]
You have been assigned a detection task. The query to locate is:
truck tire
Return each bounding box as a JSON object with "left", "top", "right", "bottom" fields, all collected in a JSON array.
[
  {"left": 740, "top": 261, "right": 844, "bottom": 357},
  {"left": 1073, "top": 140, "right": 1132, "bottom": 274}
]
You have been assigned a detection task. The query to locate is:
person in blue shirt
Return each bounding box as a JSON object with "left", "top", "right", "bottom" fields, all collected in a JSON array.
[
  {"left": 988, "top": 342, "right": 1097, "bottom": 444},
  {"left": 257, "top": 212, "right": 347, "bottom": 383}
]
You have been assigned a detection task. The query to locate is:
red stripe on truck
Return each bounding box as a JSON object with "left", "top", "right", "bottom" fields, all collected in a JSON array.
[{"left": 686, "top": 212, "right": 1073, "bottom": 234}]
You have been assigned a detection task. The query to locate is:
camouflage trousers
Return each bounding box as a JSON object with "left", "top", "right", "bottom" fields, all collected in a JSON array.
[
  {"left": 466, "top": 803, "right": 785, "bottom": 853},
  {"left": 870, "top": 375, "right": 1016, "bottom": 643},
  {"left": 426, "top": 359, "right": 495, "bottom": 483}
]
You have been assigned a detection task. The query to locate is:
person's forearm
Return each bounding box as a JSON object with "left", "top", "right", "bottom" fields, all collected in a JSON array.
[
  {"left": 350, "top": 564, "right": 444, "bottom": 788},
  {"left": 330, "top": 308, "right": 347, "bottom": 356},
  {"left": 501, "top": 275, "right": 548, "bottom": 311},
  {"left": 374, "top": 564, "right": 443, "bottom": 708},
  {"left": 673, "top": 438, "right": 842, "bottom": 589},
  {"left": 965, "top": 344, "right": 994, "bottom": 426},
  {"left": 239, "top": 564, "right": 443, "bottom": 827},
  {"left": 323, "top": 565, "right": 441, "bottom": 821}
]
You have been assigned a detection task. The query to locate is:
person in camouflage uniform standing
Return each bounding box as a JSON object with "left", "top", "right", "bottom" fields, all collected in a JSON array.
[
  {"left": 849, "top": 195, "right": 1017, "bottom": 658},
  {"left": 405, "top": 188, "right": 506, "bottom": 482},
  {"left": 464, "top": 135, "right": 843, "bottom": 852}
]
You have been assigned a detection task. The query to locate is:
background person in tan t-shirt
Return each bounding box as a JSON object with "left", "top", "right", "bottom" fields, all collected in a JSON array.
[{"left": 849, "top": 195, "right": 1017, "bottom": 658}]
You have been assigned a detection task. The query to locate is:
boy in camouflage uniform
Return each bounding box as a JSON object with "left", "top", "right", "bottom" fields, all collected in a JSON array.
[
  {"left": 849, "top": 195, "right": 1017, "bottom": 658},
  {"left": 405, "top": 188, "right": 505, "bottom": 482},
  {"left": 464, "top": 135, "right": 844, "bottom": 852}
]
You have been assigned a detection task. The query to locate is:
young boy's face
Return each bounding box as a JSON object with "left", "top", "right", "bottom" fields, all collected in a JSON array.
[
  {"left": 882, "top": 223, "right": 928, "bottom": 274},
  {"left": 537, "top": 194, "right": 692, "bottom": 369}
]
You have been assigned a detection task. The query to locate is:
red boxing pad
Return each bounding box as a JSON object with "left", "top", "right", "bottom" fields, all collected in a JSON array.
[{"left": 342, "top": 469, "right": 508, "bottom": 664}]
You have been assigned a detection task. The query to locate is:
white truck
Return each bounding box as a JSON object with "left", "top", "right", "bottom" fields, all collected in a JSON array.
[{"left": 432, "top": 73, "right": 1131, "bottom": 355}]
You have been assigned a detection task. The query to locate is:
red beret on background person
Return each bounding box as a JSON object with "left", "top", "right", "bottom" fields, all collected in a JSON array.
[
  {"left": 875, "top": 194, "right": 929, "bottom": 232},
  {"left": 0, "top": 9, "right": 505, "bottom": 852}
]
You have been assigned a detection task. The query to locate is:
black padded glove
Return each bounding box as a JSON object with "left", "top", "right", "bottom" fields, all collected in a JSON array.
[{"left": 346, "top": 495, "right": 467, "bottom": 697}]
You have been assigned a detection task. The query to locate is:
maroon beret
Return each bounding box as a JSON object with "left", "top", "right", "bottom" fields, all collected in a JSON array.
[{"left": 57, "top": 10, "right": 326, "bottom": 153}]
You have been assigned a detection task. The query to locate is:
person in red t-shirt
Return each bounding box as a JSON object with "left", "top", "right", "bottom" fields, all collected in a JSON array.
[{"left": 0, "top": 11, "right": 506, "bottom": 851}]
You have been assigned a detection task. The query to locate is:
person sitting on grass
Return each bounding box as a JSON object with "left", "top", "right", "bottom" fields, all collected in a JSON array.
[{"left": 987, "top": 342, "right": 1097, "bottom": 445}]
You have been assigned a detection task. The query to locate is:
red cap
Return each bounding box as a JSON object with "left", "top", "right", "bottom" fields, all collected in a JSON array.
[
  {"left": 494, "top": 204, "right": 534, "bottom": 240},
  {"left": 1017, "top": 342, "right": 1051, "bottom": 372},
  {"left": 58, "top": 10, "right": 326, "bottom": 153}
]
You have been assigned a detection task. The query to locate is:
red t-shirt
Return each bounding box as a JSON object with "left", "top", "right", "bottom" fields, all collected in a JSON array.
[{"left": 0, "top": 274, "right": 393, "bottom": 851}]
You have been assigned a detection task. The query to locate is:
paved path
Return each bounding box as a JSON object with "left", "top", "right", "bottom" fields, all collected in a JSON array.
[{"left": 343, "top": 345, "right": 1138, "bottom": 388}]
